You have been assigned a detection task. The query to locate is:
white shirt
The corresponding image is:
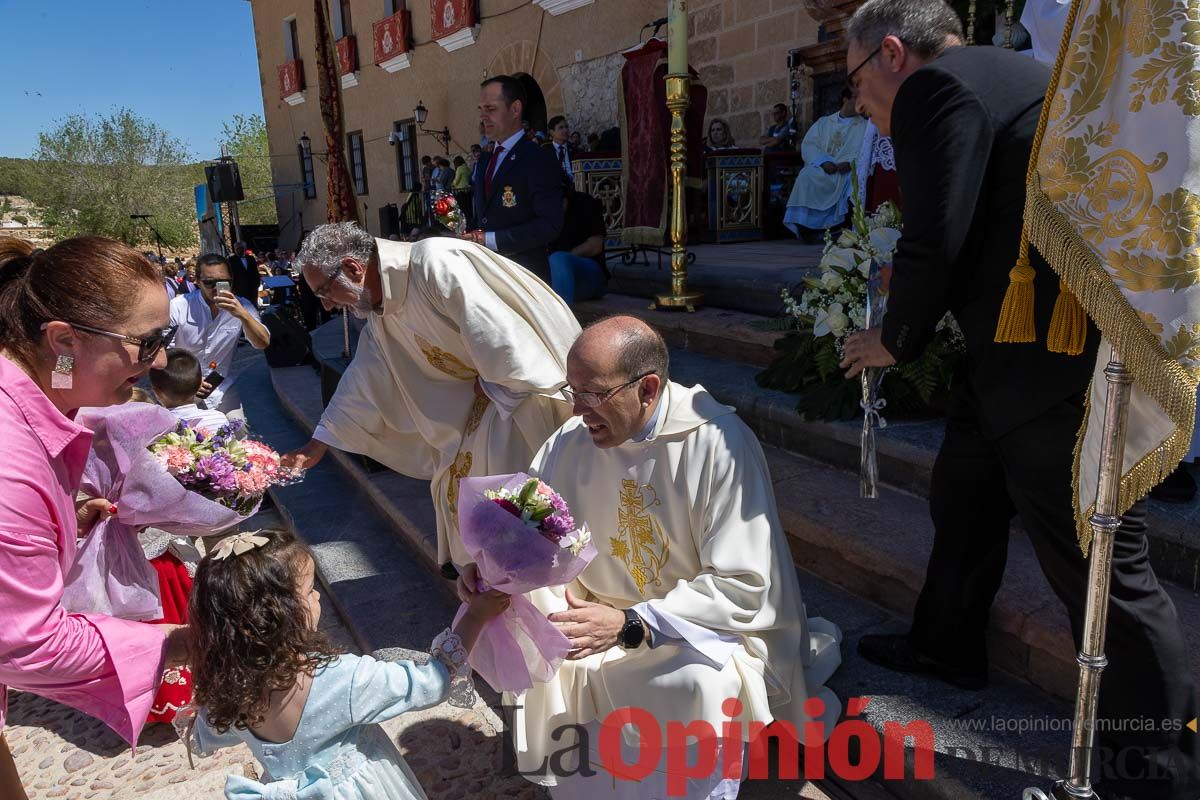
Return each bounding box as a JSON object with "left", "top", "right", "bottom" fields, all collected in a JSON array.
[
  {"left": 168, "top": 289, "right": 262, "bottom": 408},
  {"left": 482, "top": 128, "right": 529, "bottom": 251},
  {"left": 167, "top": 403, "right": 231, "bottom": 432}
]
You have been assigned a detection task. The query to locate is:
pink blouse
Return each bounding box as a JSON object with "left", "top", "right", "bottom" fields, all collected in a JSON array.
[{"left": 0, "top": 354, "right": 166, "bottom": 747}]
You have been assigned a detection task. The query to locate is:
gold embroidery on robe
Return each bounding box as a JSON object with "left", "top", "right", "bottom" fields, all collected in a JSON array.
[
  {"left": 447, "top": 451, "right": 473, "bottom": 517},
  {"left": 613, "top": 479, "right": 669, "bottom": 595},
  {"left": 415, "top": 334, "right": 477, "bottom": 380},
  {"left": 464, "top": 393, "right": 489, "bottom": 436}
]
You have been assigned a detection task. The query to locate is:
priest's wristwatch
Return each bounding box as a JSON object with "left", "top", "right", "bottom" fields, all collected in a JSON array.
[{"left": 619, "top": 609, "right": 647, "bottom": 649}]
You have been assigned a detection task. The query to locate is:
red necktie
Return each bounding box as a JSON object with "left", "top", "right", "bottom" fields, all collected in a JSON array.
[{"left": 484, "top": 145, "right": 505, "bottom": 196}]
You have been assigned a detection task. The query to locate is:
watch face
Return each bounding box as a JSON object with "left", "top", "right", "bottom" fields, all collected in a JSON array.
[{"left": 622, "top": 615, "right": 645, "bottom": 648}]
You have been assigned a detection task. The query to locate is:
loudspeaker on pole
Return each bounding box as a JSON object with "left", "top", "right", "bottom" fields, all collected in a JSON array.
[{"left": 205, "top": 162, "right": 245, "bottom": 203}]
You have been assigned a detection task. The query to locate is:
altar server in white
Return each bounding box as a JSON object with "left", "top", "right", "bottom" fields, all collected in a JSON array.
[
  {"left": 784, "top": 88, "right": 868, "bottom": 238},
  {"left": 282, "top": 223, "right": 579, "bottom": 572},
  {"left": 485, "top": 316, "right": 843, "bottom": 799}
]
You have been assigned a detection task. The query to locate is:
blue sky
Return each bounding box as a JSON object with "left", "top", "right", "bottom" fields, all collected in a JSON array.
[{"left": 0, "top": 0, "right": 264, "bottom": 160}]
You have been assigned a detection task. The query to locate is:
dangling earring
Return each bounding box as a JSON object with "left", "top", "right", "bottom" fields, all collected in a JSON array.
[{"left": 51, "top": 355, "right": 74, "bottom": 390}]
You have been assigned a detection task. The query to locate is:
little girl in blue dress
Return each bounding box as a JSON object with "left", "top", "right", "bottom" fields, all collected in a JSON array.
[{"left": 173, "top": 528, "right": 509, "bottom": 799}]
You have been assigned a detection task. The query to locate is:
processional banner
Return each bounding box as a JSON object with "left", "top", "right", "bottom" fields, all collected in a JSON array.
[{"left": 1026, "top": 0, "right": 1200, "bottom": 549}]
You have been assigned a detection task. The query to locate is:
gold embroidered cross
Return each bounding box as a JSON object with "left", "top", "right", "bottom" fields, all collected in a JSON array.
[{"left": 613, "top": 479, "right": 669, "bottom": 595}]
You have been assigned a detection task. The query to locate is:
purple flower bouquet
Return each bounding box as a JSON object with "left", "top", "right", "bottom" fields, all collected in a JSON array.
[
  {"left": 452, "top": 473, "right": 596, "bottom": 693},
  {"left": 62, "top": 403, "right": 287, "bottom": 620}
]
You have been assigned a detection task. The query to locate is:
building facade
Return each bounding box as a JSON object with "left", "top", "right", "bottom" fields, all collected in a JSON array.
[{"left": 248, "top": 0, "right": 825, "bottom": 247}]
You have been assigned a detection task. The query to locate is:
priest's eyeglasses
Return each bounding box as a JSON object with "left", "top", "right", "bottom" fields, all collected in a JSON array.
[
  {"left": 43, "top": 322, "right": 178, "bottom": 363},
  {"left": 562, "top": 371, "right": 656, "bottom": 408},
  {"left": 313, "top": 264, "right": 345, "bottom": 299}
]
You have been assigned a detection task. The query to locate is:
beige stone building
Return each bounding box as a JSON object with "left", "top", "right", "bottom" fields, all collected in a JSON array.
[{"left": 247, "top": 0, "right": 829, "bottom": 247}]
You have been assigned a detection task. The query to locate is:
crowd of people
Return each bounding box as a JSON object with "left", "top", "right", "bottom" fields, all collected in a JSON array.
[{"left": 1, "top": 2, "right": 1198, "bottom": 800}]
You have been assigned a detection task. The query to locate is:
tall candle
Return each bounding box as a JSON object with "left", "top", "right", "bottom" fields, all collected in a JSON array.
[{"left": 667, "top": 0, "right": 688, "bottom": 75}]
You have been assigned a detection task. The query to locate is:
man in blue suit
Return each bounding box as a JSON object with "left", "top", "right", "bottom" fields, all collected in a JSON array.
[{"left": 463, "top": 75, "right": 562, "bottom": 283}]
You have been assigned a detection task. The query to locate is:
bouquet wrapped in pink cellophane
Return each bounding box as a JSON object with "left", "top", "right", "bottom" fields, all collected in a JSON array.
[
  {"left": 453, "top": 473, "right": 596, "bottom": 693},
  {"left": 62, "top": 403, "right": 288, "bottom": 621}
]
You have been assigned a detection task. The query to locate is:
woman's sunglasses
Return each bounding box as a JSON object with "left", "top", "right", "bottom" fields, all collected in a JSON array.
[{"left": 45, "top": 322, "right": 179, "bottom": 363}]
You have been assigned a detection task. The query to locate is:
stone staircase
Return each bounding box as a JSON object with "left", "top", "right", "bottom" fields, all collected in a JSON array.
[{"left": 263, "top": 308, "right": 1200, "bottom": 799}]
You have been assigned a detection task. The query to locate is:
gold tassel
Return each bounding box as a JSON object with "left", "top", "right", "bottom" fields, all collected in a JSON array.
[
  {"left": 1047, "top": 279, "right": 1087, "bottom": 355},
  {"left": 994, "top": 244, "right": 1038, "bottom": 343}
]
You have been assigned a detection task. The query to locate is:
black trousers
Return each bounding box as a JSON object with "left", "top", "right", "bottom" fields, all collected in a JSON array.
[{"left": 909, "top": 388, "right": 1199, "bottom": 799}]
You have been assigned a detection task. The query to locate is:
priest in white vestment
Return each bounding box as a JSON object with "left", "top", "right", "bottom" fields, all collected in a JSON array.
[
  {"left": 784, "top": 89, "right": 868, "bottom": 238},
  {"left": 282, "top": 223, "right": 580, "bottom": 571},
  {"left": 462, "top": 317, "right": 842, "bottom": 799}
]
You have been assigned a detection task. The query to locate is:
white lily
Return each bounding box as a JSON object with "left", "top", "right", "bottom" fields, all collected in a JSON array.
[
  {"left": 868, "top": 227, "right": 902, "bottom": 259},
  {"left": 820, "top": 246, "right": 867, "bottom": 273},
  {"left": 813, "top": 303, "right": 849, "bottom": 338}
]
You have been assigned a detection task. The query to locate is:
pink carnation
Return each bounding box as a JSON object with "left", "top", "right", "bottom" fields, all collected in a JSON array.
[
  {"left": 162, "top": 445, "right": 195, "bottom": 474},
  {"left": 243, "top": 440, "right": 279, "bottom": 461},
  {"left": 235, "top": 468, "right": 272, "bottom": 497}
]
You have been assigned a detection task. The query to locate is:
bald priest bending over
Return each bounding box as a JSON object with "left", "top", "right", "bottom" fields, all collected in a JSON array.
[{"left": 461, "top": 316, "right": 843, "bottom": 799}]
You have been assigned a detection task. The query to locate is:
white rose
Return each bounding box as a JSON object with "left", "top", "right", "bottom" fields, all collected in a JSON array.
[{"left": 820, "top": 271, "right": 844, "bottom": 292}]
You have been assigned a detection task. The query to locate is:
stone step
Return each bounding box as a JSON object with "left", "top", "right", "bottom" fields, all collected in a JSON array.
[
  {"left": 607, "top": 239, "right": 821, "bottom": 318},
  {"left": 574, "top": 293, "right": 785, "bottom": 368},
  {"left": 263, "top": 352, "right": 1140, "bottom": 800}
]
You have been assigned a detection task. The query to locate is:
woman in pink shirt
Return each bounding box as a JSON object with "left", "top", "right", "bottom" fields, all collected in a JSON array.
[{"left": 0, "top": 236, "right": 188, "bottom": 798}]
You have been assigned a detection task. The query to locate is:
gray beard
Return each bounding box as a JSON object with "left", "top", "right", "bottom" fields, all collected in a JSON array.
[{"left": 345, "top": 281, "right": 374, "bottom": 319}]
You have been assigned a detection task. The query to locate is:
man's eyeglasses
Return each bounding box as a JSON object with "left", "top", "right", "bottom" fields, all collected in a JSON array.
[
  {"left": 847, "top": 43, "right": 882, "bottom": 90},
  {"left": 47, "top": 322, "right": 178, "bottom": 363},
  {"left": 198, "top": 279, "right": 230, "bottom": 288},
  {"left": 562, "top": 371, "right": 656, "bottom": 409},
  {"left": 312, "top": 264, "right": 344, "bottom": 300}
]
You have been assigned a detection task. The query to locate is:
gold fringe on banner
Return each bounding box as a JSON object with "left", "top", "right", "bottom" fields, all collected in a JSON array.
[{"left": 1023, "top": 182, "right": 1199, "bottom": 550}]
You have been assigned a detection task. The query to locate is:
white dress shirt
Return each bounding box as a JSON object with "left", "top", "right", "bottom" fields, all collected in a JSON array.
[{"left": 168, "top": 289, "right": 262, "bottom": 409}]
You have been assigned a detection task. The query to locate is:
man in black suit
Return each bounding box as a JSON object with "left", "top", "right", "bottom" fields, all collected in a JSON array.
[
  {"left": 226, "top": 241, "right": 260, "bottom": 305},
  {"left": 838, "top": 2, "right": 1199, "bottom": 797},
  {"left": 463, "top": 75, "right": 562, "bottom": 283}
]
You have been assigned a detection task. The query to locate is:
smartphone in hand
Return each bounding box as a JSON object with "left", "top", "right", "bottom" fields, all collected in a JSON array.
[
  {"left": 215, "top": 280, "right": 232, "bottom": 296},
  {"left": 205, "top": 361, "right": 225, "bottom": 390}
]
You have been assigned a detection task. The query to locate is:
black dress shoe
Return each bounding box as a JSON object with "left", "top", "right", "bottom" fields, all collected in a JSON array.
[{"left": 857, "top": 633, "right": 988, "bottom": 691}]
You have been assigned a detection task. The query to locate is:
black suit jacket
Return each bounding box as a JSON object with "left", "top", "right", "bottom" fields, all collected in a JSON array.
[
  {"left": 472, "top": 136, "right": 563, "bottom": 282},
  {"left": 227, "top": 254, "right": 261, "bottom": 305},
  {"left": 881, "top": 46, "right": 1099, "bottom": 439}
]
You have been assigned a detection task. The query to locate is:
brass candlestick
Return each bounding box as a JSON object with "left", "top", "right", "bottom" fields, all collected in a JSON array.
[{"left": 655, "top": 74, "right": 703, "bottom": 312}]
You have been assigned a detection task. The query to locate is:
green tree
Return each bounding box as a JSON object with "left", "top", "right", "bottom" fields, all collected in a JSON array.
[
  {"left": 29, "top": 108, "right": 200, "bottom": 248},
  {"left": 218, "top": 113, "right": 279, "bottom": 226}
]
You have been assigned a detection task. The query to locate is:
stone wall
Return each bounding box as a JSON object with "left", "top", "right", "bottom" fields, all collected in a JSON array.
[
  {"left": 689, "top": 0, "right": 821, "bottom": 148},
  {"left": 557, "top": 52, "right": 624, "bottom": 140}
]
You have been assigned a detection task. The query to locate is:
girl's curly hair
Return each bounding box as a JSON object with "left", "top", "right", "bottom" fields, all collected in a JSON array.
[{"left": 188, "top": 528, "right": 342, "bottom": 733}]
